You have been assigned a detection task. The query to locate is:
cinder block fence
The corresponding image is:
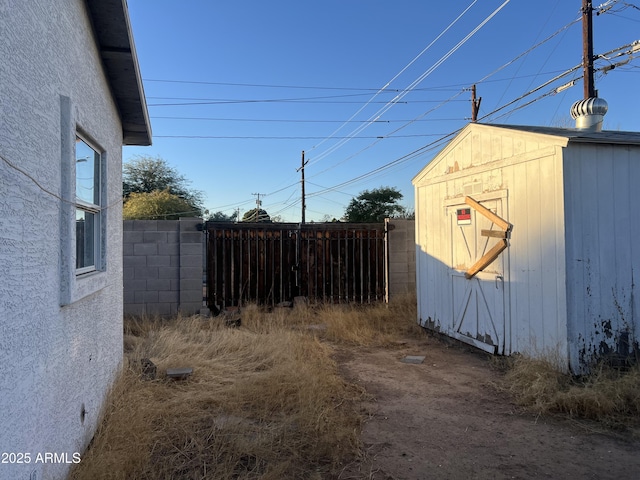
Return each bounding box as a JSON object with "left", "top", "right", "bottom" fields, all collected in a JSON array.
[
  {"left": 123, "top": 218, "right": 416, "bottom": 316},
  {"left": 123, "top": 218, "right": 204, "bottom": 316}
]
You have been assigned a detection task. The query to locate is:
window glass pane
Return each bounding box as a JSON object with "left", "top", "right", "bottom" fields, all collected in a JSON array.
[
  {"left": 76, "top": 209, "right": 96, "bottom": 270},
  {"left": 75, "top": 137, "right": 100, "bottom": 205}
]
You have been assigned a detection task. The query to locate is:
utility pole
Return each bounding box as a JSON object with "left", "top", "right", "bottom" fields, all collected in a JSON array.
[
  {"left": 582, "top": 0, "right": 595, "bottom": 98},
  {"left": 297, "top": 151, "right": 309, "bottom": 224},
  {"left": 251, "top": 193, "right": 264, "bottom": 222},
  {"left": 471, "top": 84, "right": 482, "bottom": 122}
]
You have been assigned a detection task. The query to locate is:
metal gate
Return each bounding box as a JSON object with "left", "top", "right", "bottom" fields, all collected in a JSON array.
[{"left": 205, "top": 222, "right": 386, "bottom": 309}]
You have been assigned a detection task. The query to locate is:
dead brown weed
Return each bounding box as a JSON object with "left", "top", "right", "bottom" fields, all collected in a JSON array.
[{"left": 71, "top": 310, "right": 372, "bottom": 480}]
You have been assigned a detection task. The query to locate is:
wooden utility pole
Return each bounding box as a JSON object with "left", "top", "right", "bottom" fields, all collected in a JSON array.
[
  {"left": 251, "top": 192, "right": 264, "bottom": 221},
  {"left": 298, "top": 151, "right": 308, "bottom": 224},
  {"left": 471, "top": 84, "right": 482, "bottom": 122},
  {"left": 582, "top": 0, "right": 595, "bottom": 98}
]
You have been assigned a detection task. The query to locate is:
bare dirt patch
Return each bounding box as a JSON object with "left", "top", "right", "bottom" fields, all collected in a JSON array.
[{"left": 337, "top": 334, "right": 640, "bottom": 480}]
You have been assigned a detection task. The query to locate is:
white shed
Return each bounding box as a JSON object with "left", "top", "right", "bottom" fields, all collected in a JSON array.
[{"left": 412, "top": 123, "right": 640, "bottom": 373}]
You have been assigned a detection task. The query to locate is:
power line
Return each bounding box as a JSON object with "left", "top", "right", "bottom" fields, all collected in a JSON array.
[
  {"left": 305, "top": 0, "right": 511, "bottom": 168},
  {"left": 153, "top": 133, "right": 448, "bottom": 140},
  {"left": 149, "top": 116, "right": 462, "bottom": 124}
]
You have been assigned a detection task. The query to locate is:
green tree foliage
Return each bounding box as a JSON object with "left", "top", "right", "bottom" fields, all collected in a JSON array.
[
  {"left": 241, "top": 208, "right": 272, "bottom": 223},
  {"left": 343, "top": 186, "right": 405, "bottom": 223},
  {"left": 123, "top": 190, "right": 199, "bottom": 220},
  {"left": 123, "top": 156, "right": 204, "bottom": 216},
  {"left": 207, "top": 211, "right": 238, "bottom": 222}
]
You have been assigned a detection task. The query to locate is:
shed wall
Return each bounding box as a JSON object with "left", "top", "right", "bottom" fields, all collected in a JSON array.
[
  {"left": 563, "top": 143, "right": 640, "bottom": 371},
  {"left": 414, "top": 125, "right": 570, "bottom": 365},
  {"left": 0, "top": 2, "right": 124, "bottom": 479}
]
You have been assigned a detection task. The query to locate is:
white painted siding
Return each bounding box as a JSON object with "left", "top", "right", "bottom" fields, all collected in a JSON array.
[
  {"left": 414, "top": 123, "right": 640, "bottom": 373},
  {"left": 0, "top": 2, "right": 125, "bottom": 479},
  {"left": 563, "top": 143, "right": 640, "bottom": 371},
  {"left": 413, "top": 124, "right": 570, "bottom": 367}
]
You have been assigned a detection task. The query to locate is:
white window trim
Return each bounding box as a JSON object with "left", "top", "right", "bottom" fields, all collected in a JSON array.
[{"left": 74, "top": 133, "right": 104, "bottom": 276}]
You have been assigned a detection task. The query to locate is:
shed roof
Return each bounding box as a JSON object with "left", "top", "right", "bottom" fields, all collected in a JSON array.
[
  {"left": 481, "top": 123, "right": 640, "bottom": 146},
  {"left": 412, "top": 122, "right": 640, "bottom": 185},
  {"left": 85, "top": 0, "right": 151, "bottom": 146}
]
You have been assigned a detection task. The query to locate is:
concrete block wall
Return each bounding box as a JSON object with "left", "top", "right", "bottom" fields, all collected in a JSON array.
[
  {"left": 387, "top": 219, "right": 416, "bottom": 299},
  {"left": 124, "top": 218, "right": 204, "bottom": 316}
]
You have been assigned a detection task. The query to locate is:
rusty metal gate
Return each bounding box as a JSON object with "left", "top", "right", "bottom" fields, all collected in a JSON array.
[{"left": 205, "top": 222, "right": 386, "bottom": 309}]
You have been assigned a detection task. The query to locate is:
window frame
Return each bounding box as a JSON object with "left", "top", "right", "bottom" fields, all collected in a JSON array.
[{"left": 75, "top": 133, "right": 103, "bottom": 276}]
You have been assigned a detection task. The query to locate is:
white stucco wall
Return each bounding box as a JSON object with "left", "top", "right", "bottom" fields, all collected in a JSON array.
[{"left": 1, "top": 2, "right": 124, "bottom": 479}]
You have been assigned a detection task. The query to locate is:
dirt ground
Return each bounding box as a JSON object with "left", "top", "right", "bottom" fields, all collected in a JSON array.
[{"left": 335, "top": 333, "right": 640, "bottom": 480}]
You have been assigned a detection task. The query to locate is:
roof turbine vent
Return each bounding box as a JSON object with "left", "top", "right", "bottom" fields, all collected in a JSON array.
[{"left": 570, "top": 97, "right": 608, "bottom": 132}]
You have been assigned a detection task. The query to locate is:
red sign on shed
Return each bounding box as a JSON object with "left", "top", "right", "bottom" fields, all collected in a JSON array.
[{"left": 456, "top": 208, "right": 471, "bottom": 225}]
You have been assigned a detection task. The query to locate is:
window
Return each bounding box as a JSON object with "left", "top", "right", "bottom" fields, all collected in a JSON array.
[{"left": 75, "top": 135, "right": 102, "bottom": 274}]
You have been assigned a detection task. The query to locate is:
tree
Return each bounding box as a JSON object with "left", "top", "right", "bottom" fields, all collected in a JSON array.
[
  {"left": 123, "top": 155, "right": 204, "bottom": 216},
  {"left": 123, "top": 190, "right": 199, "bottom": 220},
  {"left": 207, "top": 211, "right": 238, "bottom": 222},
  {"left": 241, "top": 208, "right": 271, "bottom": 223},
  {"left": 343, "top": 186, "right": 404, "bottom": 223}
]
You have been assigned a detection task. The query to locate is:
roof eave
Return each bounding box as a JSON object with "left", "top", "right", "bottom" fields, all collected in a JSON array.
[{"left": 85, "top": 0, "right": 152, "bottom": 146}]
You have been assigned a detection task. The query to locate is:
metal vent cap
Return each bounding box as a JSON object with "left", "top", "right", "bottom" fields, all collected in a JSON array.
[{"left": 570, "top": 97, "right": 608, "bottom": 131}]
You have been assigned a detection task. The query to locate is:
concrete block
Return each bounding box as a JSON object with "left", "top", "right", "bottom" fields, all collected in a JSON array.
[
  {"left": 147, "top": 255, "right": 171, "bottom": 267},
  {"left": 170, "top": 255, "right": 180, "bottom": 267},
  {"left": 158, "top": 243, "right": 179, "bottom": 256},
  {"left": 147, "top": 279, "right": 171, "bottom": 291},
  {"left": 160, "top": 290, "right": 179, "bottom": 303},
  {"left": 124, "top": 255, "right": 146, "bottom": 267},
  {"left": 143, "top": 231, "right": 168, "bottom": 243},
  {"left": 123, "top": 289, "right": 135, "bottom": 304},
  {"left": 124, "top": 303, "right": 145, "bottom": 316},
  {"left": 123, "top": 231, "right": 143, "bottom": 243},
  {"left": 146, "top": 302, "right": 175, "bottom": 316},
  {"left": 401, "top": 355, "right": 425, "bottom": 364},
  {"left": 157, "top": 220, "right": 179, "bottom": 232},
  {"left": 125, "top": 279, "right": 147, "bottom": 291},
  {"left": 180, "top": 254, "right": 202, "bottom": 267},
  {"left": 180, "top": 243, "right": 202, "bottom": 256},
  {"left": 123, "top": 221, "right": 134, "bottom": 231},
  {"left": 180, "top": 289, "right": 203, "bottom": 303},
  {"left": 134, "top": 243, "right": 158, "bottom": 256},
  {"left": 179, "top": 232, "right": 202, "bottom": 244},
  {"left": 134, "top": 220, "right": 157, "bottom": 231},
  {"left": 123, "top": 242, "right": 134, "bottom": 256},
  {"left": 158, "top": 266, "right": 179, "bottom": 279},
  {"left": 134, "top": 266, "right": 159, "bottom": 280},
  {"left": 180, "top": 266, "right": 201, "bottom": 279},
  {"left": 170, "top": 279, "right": 180, "bottom": 291},
  {"left": 123, "top": 267, "right": 135, "bottom": 281},
  {"left": 135, "top": 290, "right": 159, "bottom": 304}
]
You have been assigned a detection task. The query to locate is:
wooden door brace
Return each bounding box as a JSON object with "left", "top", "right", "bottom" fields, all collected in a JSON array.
[{"left": 464, "top": 196, "right": 513, "bottom": 279}]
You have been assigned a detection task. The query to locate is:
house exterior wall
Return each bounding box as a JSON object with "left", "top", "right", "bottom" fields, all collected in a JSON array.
[
  {"left": 1, "top": 2, "right": 125, "bottom": 479},
  {"left": 123, "top": 218, "right": 205, "bottom": 317},
  {"left": 563, "top": 143, "right": 640, "bottom": 371},
  {"left": 413, "top": 124, "right": 570, "bottom": 366}
]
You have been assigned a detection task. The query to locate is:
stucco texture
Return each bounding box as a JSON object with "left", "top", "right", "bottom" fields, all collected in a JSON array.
[{"left": 1, "top": 1, "right": 125, "bottom": 479}]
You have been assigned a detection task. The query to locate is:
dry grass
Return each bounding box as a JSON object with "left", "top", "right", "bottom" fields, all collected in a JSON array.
[
  {"left": 500, "top": 355, "right": 640, "bottom": 432},
  {"left": 70, "top": 296, "right": 418, "bottom": 480}
]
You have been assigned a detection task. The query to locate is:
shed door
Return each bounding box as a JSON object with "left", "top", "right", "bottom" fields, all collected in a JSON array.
[{"left": 448, "top": 198, "right": 507, "bottom": 354}]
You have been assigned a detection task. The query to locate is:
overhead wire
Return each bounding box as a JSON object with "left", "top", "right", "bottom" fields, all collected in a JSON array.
[
  {"left": 303, "top": 0, "right": 481, "bottom": 165},
  {"left": 305, "top": 0, "right": 511, "bottom": 169}
]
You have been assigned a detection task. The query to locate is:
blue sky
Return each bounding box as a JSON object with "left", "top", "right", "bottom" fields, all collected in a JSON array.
[{"left": 124, "top": 1, "right": 640, "bottom": 222}]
